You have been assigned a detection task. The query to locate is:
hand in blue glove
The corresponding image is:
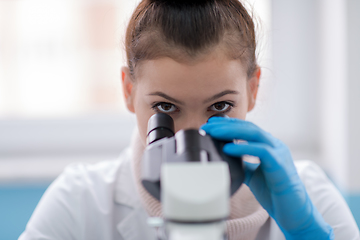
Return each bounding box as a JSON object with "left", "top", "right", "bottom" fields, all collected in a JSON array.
[{"left": 201, "top": 117, "right": 334, "bottom": 240}]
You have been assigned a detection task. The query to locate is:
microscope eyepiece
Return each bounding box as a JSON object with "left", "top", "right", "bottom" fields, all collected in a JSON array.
[{"left": 147, "top": 113, "right": 175, "bottom": 145}]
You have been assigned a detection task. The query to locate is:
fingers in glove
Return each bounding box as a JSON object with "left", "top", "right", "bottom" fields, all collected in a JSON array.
[
  {"left": 224, "top": 142, "right": 299, "bottom": 193},
  {"left": 201, "top": 118, "right": 277, "bottom": 148}
]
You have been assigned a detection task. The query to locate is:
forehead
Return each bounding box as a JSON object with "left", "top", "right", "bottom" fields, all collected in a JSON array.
[{"left": 135, "top": 53, "right": 248, "bottom": 97}]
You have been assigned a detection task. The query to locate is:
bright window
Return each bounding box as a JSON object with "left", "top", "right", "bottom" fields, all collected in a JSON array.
[{"left": 0, "top": 0, "right": 137, "bottom": 119}]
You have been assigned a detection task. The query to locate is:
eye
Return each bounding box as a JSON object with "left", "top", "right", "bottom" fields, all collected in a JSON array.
[
  {"left": 209, "top": 101, "right": 232, "bottom": 112},
  {"left": 152, "top": 102, "right": 178, "bottom": 113}
]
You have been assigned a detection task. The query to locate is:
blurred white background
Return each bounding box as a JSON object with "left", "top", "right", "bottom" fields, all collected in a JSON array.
[{"left": 0, "top": 0, "right": 359, "bottom": 224}]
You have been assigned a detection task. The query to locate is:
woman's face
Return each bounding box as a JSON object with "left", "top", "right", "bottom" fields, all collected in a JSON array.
[{"left": 122, "top": 51, "right": 260, "bottom": 146}]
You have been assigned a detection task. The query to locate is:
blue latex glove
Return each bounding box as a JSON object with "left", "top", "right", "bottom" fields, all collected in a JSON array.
[{"left": 201, "top": 117, "right": 334, "bottom": 240}]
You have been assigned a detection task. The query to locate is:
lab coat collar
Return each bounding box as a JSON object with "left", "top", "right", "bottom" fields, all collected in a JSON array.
[
  {"left": 114, "top": 148, "right": 141, "bottom": 209},
  {"left": 114, "top": 137, "right": 158, "bottom": 240}
]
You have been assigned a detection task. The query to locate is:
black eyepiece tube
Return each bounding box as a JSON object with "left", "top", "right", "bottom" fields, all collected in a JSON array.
[{"left": 147, "top": 113, "right": 175, "bottom": 145}]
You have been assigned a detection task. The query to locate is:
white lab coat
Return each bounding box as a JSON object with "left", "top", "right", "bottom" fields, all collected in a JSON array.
[{"left": 19, "top": 147, "right": 360, "bottom": 240}]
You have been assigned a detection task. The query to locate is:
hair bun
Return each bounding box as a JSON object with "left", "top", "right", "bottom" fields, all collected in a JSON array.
[{"left": 150, "top": 0, "right": 211, "bottom": 4}]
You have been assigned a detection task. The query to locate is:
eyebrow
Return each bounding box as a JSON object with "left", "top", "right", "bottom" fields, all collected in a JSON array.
[
  {"left": 203, "top": 90, "right": 239, "bottom": 103},
  {"left": 148, "top": 92, "right": 184, "bottom": 105},
  {"left": 148, "top": 90, "right": 239, "bottom": 105}
]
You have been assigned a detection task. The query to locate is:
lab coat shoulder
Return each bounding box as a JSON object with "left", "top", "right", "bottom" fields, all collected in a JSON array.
[
  {"left": 19, "top": 148, "right": 138, "bottom": 240},
  {"left": 295, "top": 160, "right": 360, "bottom": 240},
  {"left": 257, "top": 160, "right": 360, "bottom": 240},
  {"left": 20, "top": 148, "right": 157, "bottom": 240}
]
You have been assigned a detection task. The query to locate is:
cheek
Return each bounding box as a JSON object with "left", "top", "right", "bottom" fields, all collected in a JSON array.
[
  {"left": 228, "top": 108, "right": 247, "bottom": 120},
  {"left": 229, "top": 97, "right": 249, "bottom": 120},
  {"left": 133, "top": 95, "right": 152, "bottom": 146},
  {"left": 135, "top": 115, "right": 148, "bottom": 147}
]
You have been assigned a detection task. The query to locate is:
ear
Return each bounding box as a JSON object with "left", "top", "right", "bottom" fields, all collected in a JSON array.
[
  {"left": 247, "top": 67, "right": 261, "bottom": 112},
  {"left": 121, "top": 66, "right": 135, "bottom": 113}
]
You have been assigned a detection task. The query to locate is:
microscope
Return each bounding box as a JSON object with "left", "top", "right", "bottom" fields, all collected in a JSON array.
[{"left": 141, "top": 113, "right": 245, "bottom": 240}]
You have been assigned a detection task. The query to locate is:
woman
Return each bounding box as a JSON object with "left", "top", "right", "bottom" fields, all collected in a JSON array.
[{"left": 20, "top": 0, "right": 359, "bottom": 239}]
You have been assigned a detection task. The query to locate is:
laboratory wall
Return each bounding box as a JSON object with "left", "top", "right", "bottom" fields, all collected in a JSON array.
[{"left": 347, "top": 0, "right": 360, "bottom": 223}]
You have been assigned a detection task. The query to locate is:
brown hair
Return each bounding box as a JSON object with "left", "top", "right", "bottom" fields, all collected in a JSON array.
[{"left": 125, "top": 0, "right": 257, "bottom": 78}]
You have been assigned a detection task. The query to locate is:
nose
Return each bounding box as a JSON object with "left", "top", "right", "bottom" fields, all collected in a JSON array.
[{"left": 175, "top": 115, "right": 207, "bottom": 132}]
